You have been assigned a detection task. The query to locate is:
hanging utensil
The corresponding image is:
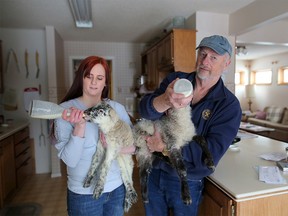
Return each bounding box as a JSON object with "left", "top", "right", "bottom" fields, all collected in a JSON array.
[
  {"left": 5, "top": 50, "right": 12, "bottom": 73},
  {"left": 25, "top": 49, "right": 29, "bottom": 78},
  {"left": 35, "top": 50, "right": 40, "bottom": 78},
  {"left": 5, "top": 49, "right": 21, "bottom": 73},
  {"left": 12, "top": 50, "right": 21, "bottom": 73}
]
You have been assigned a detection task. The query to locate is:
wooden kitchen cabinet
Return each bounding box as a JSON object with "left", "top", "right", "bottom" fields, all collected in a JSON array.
[
  {"left": 14, "top": 127, "right": 34, "bottom": 188},
  {"left": 142, "top": 29, "right": 196, "bottom": 90},
  {"left": 0, "top": 124, "right": 34, "bottom": 208},
  {"left": 157, "top": 29, "right": 196, "bottom": 72},
  {"left": 157, "top": 34, "right": 173, "bottom": 70},
  {"left": 146, "top": 47, "right": 158, "bottom": 90},
  {"left": 199, "top": 179, "right": 234, "bottom": 216},
  {"left": 0, "top": 136, "right": 16, "bottom": 205}
]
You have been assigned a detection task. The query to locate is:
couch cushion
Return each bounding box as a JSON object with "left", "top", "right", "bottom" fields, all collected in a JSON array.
[
  {"left": 247, "top": 118, "right": 266, "bottom": 127},
  {"left": 266, "top": 107, "right": 286, "bottom": 123},
  {"left": 282, "top": 109, "right": 288, "bottom": 125}
]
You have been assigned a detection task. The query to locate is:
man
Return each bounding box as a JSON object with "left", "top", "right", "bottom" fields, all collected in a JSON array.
[{"left": 139, "top": 35, "right": 242, "bottom": 216}]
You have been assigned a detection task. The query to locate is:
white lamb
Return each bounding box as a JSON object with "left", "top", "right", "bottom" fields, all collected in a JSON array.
[{"left": 82, "top": 101, "right": 137, "bottom": 212}]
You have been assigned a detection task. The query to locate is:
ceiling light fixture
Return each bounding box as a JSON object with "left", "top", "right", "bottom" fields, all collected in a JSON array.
[
  {"left": 68, "top": 0, "right": 93, "bottom": 28},
  {"left": 236, "top": 46, "right": 248, "bottom": 56}
]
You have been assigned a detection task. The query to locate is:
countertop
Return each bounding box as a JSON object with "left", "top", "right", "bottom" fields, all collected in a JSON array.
[
  {"left": 0, "top": 121, "right": 30, "bottom": 141},
  {"left": 208, "top": 134, "right": 288, "bottom": 201}
]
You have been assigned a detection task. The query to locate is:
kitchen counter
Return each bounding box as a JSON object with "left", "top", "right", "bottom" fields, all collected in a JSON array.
[
  {"left": 209, "top": 135, "right": 288, "bottom": 201},
  {"left": 199, "top": 134, "right": 288, "bottom": 215},
  {"left": 0, "top": 121, "right": 30, "bottom": 141}
]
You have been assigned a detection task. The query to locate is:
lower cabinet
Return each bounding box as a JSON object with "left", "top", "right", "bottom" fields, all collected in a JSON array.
[
  {"left": 14, "top": 127, "right": 34, "bottom": 188},
  {"left": 199, "top": 178, "right": 288, "bottom": 216},
  {"left": 0, "top": 136, "right": 16, "bottom": 205},
  {"left": 198, "top": 179, "right": 234, "bottom": 216},
  {"left": 0, "top": 126, "right": 34, "bottom": 208}
]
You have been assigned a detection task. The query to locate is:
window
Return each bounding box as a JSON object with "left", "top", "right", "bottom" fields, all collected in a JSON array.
[
  {"left": 235, "top": 71, "right": 246, "bottom": 85},
  {"left": 251, "top": 69, "right": 272, "bottom": 85},
  {"left": 278, "top": 66, "right": 288, "bottom": 85}
]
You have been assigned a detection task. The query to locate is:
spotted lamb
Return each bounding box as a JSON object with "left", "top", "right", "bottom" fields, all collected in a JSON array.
[{"left": 133, "top": 105, "right": 215, "bottom": 205}]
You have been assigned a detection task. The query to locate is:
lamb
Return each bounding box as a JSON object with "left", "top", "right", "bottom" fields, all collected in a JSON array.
[
  {"left": 82, "top": 101, "right": 137, "bottom": 212},
  {"left": 133, "top": 105, "right": 215, "bottom": 205}
]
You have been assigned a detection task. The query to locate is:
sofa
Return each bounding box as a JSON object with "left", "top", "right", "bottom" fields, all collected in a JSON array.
[{"left": 246, "top": 106, "right": 288, "bottom": 143}]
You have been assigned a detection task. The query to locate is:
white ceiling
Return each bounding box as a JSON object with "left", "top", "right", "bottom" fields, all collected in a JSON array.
[{"left": 1, "top": 0, "right": 288, "bottom": 60}]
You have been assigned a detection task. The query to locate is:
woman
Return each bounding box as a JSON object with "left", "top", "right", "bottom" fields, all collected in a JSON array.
[{"left": 51, "top": 56, "right": 135, "bottom": 216}]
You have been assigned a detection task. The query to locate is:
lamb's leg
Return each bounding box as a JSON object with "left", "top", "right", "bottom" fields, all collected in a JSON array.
[
  {"left": 169, "top": 149, "right": 192, "bottom": 205},
  {"left": 117, "top": 155, "right": 138, "bottom": 212},
  {"left": 193, "top": 135, "right": 215, "bottom": 171},
  {"left": 83, "top": 141, "right": 105, "bottom": 187},
  {"left": 92, "top": 146, "right": 118, "bottom": 199},
  {"left": 139, "top": 159, "right": 152, "bottom": 203}
]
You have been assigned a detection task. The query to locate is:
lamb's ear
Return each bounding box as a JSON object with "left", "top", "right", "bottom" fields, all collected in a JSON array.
[{"left": 109, "top": 108, "right": 119, "bottom": 123}]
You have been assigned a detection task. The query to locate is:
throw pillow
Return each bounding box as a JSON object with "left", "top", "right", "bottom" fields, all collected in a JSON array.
[
  {"left": 281, "top": 109, "right": 288, "bottom": 125},
  {"left": 266, "top": 107, "right": 285, "bottom": 123},
  {"left": 255, "top": 110, "right": 266, "bottom": 120}
]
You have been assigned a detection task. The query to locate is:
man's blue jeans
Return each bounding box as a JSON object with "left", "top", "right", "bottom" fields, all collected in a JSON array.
[
  {"left": 67, "top": 184, "right": 125, "bottom": 216},
  {"left": 144, "top": 168, "right": 204, "bottom": 216}
]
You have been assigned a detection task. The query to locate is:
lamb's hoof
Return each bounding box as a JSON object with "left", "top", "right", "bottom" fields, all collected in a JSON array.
[
  {"left": 209, "top": 165, "right": 216, "bottom": 171},
  {"left": 83, "top": 179, "right": 92, "bottom": 188},
  {"left": 93, "top": 188, "right": 103, "bottom": 199},
  {"left": 124, "top": 190, "right": 138, "bottom": 212},
  {"left": 142, "top": 194, "right": 149, "bottom": 203},
  {"left": 204, "top": 159, "right": 215, "bottom": 171},
  {"left": 181, "top": 182, "right": 192, "bottom": 205},
  {"left": 182, "top": 194, "right": 192, "bottom": 205}
]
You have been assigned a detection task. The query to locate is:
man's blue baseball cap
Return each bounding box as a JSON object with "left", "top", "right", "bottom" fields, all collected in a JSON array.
[{"left": 196, "top": 35, "right": 232, "bottom": 56}]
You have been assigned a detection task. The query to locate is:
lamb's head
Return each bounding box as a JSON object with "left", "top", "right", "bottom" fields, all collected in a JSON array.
[{"left": 83, "top": 101, "right": 113, "bottom": 124}]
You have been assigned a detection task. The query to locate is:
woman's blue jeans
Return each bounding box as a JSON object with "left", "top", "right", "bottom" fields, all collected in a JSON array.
[
  {"left": 144, "top": 168, "right": 204, "bottom": 216},
  {"left": 67, "top": 184, "right": 125, "bottom": 216}
]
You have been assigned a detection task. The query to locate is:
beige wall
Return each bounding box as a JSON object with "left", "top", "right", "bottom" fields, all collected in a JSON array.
[{"left": 236, "top": 52, "right": 288, "bottom": 111}]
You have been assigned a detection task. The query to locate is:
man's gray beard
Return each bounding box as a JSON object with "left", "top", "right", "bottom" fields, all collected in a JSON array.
[{"left": 196, "top": 71, "right": 208, "bottom": 80}]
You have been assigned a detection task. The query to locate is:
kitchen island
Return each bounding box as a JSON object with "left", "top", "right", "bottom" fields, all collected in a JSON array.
[{"left": 199, "top": 134, "right": 288, "bottom": 216}]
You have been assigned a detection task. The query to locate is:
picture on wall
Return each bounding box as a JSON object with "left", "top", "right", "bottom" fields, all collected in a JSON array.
[{"left": 72, "top": 58, "right": 82, "bottom": 77}]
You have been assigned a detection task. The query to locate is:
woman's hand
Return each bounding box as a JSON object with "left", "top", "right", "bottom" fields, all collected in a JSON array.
[
  {"left": 100, "top": 131, "right": 107, "bottom": 148},
  {"left": 120, "top": 145, "right": 136, "bottom": 154},
  {"left": 62, "top": 107, "right": 86, "bottom": 137},
  {"left": 62, "top": 107, "right": 85, "bottom": 124},
  {"left": 100, "top": 131, "right": 136, "bottom": 154}
]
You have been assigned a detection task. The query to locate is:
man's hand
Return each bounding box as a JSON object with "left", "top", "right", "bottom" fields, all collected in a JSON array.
[
  {"left": 152, "top": 78, "right": 193, "bottom": 113},
  {"left": 146, "top": 125, "right": 165, "bottom": 153}
]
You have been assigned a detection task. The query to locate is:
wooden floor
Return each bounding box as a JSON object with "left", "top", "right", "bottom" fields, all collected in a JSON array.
[{"left": 6, "top": 166, "right": 145, "bottom": 216}]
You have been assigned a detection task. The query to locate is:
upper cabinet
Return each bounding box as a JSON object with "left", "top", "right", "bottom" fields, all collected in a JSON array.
[{"left": 142, "top": 29, "right": 196, "bottom": 90}]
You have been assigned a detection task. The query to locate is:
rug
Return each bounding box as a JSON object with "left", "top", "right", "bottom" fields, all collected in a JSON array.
[{"left": 0, "top": 202, "right": 42, "bottom": 216}]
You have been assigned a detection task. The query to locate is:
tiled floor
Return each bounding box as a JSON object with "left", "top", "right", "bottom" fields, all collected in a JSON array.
[{"left": 7, "top": 166, "right": 145, "bottom": 216}]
